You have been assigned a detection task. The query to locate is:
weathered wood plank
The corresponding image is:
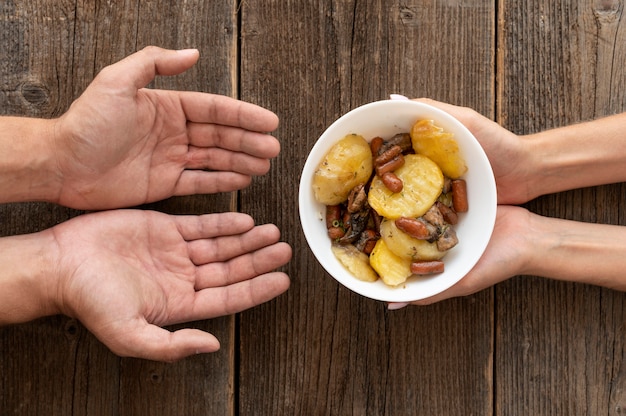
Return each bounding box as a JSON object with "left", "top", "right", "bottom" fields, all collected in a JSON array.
[
  {"left": 497, "top": 1, "right": 626, "bottom": 414},
  {"left": 4, "top": 0, "right": 623, "bottom": 414},
  {"left": 0, "top": 1, "right": 238, "bottom": 415},
  {"left": 238, "top": 1, "right": 496, "bottom": 414}
]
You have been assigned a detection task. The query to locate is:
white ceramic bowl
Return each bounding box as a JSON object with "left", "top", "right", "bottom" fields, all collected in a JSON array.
[{"left": 298, "top": 99, "right": 496, "bottom": 302}]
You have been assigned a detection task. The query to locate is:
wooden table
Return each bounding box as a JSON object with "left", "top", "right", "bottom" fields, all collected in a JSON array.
[{"left": 1, "top": 1, "right": 625, "bottom": 414}]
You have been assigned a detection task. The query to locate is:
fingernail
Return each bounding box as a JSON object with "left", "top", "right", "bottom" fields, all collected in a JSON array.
[
  {"left": 387, "top": 302, "right": 409, "bottom": 310},
  {"left": 177, "top": 48, "right": 199, "bottom": 57},
  {"left": 389, "top": 94, "right": 409, "bottom": 100}
]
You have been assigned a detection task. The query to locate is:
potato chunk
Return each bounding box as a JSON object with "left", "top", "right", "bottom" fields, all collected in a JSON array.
[
  {"left": 313, "top": 134, "right": 373, "bottom": 205},
  {"left": 410, "top": 119, "right": 467, "bottom": 179},
  {"left": 369, "top": 239, "right": 412, "bottom": 287},
  {"left": 331, "top": 243, "right": 379, "bottom": 282},
  {"left": 379, "top": 219, "right": 446, "bottom": 261},
  {"left": 368, "top": 154, "right": 444, "bottom": 219}
]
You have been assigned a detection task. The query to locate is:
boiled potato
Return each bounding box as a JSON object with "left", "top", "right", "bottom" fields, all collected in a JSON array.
[
  {"left": 410, "top": 119, "right": 467, "bottom": 179},
  {"left": 331, "top": 243, "right": 379, "bottom": 282},
  {"left": 368, "top": 154, "right": 444, "bottom": 219},
  {"left": 313, "top": 134, "right": 373, "bottom": 205},
  {"left": 369, "top": 239, "right": 412, "bottom": 287},
  {"left": 379, "top": 219, "right": 446, "bottom": 261}
]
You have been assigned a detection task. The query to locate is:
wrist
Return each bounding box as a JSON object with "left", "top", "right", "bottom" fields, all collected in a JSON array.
[
  {"left": 0, "top": 117, "right": 63, "bottom": 204},
  {"left": 518, "top": 211, "right": 548, "bottom": 277},
  {"left": 519, "top": 132, "right": 558, "bottom": 202},
  {"left": 500, "top": 207, "right": 539, "bottom": 278},
  {"left": 0, "top": 230, "right": 62, "bottom": 324},
  {"left": 521, "top": 113, "right": 626, "bottom": 199},
  {"left": 521, "top": 214, "right": 626, "bottom": 290}
]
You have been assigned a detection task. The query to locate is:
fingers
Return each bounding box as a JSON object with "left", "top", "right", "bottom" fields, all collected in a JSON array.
[
  {"left": 97, "top": 46, "right": 279, "bottom": 133},
  {"left": 174, "top": 212, "right": 255, "bottom": 241},
  {"left": 107, "top": 322, "right": 221, "bottom": 362},
  {"left": 174, "top": 170, "right": 253, "bottom": 195},
  {"left": 187, "top": 223, "right": 281, "bottom": 265},
  {"left": 112, "top": 277, "right": 290, "bottom": 363},
  {"left": 178, "top": 92, "right": 279, "bottom": 133},
  {"left": 178, "top": 214, "right": 292, "bottom": 290},
  {"left": 187, "top": 122, "right": 281, "bottom": 159},
  {"left": 184, "top": 146, "right": 272, "bottom": 175},
  {"left": 191, "top": 271, "right": 291, "bottom": 319},
  {"left": 413, "top": 98, "right": 478, "bottom": 125},
  {"left": 388, "top": 283, "right": 464, "bottom": 308},
  {"left": 412, "top": 98, "right": 502, "bottom": 138},
  {"left": 189, "top": 223, "right": 292, "bottom": 289},
  {"left": 194, "top": 242, "right": 292, "bottom": 289},
  {"left": 177, "top": 123, "right": 280, "bottom": 195},
  {"left": 413, "top": 97, "right": 461, "bottom": 112}
]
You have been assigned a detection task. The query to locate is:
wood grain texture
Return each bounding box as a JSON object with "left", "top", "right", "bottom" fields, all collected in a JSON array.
[
  {"left": 497, "top": 0, "right": 626, "bottom": 414},
  {"left": 238, "top": 1, "right": 495, "bottom": 414},
  {"left": 1, "top": 0, "right": 626, "bottom": 414},
  {"left": 0, "top": 1, "right": 237, "bottom": 415}
]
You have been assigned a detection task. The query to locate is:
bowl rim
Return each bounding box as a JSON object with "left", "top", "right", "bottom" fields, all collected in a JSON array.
[{"left": 298, "top": 99, "right": 497, "bottom": 302}]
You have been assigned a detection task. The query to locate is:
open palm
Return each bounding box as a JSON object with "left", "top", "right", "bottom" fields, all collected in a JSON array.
[
  {"left": 50, "top": 209, "right": 291, "bottom": 361},
  {"left": 54, "top": 46, "right": 281, "bottom": 210}
]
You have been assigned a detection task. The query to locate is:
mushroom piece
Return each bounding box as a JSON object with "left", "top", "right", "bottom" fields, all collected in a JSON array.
[
  {"left": 354, "top": 229, "right": 379, "bottom": 254},
  {"left": 422, "top": 204, "right": 445, "bottom": 228},
  {"left": 347, "top": 183, "right": 368, "bottom": 213},
  {"left": 338, "top": 209, "right": 370, "bottom": 244},
  {"left": 436, "top": 226, "right": 458, "bottom": 251},
  {"left": 378, "top": 133, "right": 412, "bottom": 155},
  {"left": 435, "top": 201, "right": 458, "bottom": 225}
]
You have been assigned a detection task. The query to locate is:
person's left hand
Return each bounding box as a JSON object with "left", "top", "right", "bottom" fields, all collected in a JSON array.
[
  {"left": 50, "top": 209, "right": 291, "bottom": 361},
  {"left": 53, "top": 46, "right": 281, "bottom": 210},
  {"left": 389, "top": 205, "right": 534, "bottom": 308}
]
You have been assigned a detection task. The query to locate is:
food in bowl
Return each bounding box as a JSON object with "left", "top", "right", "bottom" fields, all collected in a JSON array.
[
  {"left": 312, "top": 119, "right": 468, "bottom": 287},
  {"left": 298, "top": 99, "right": 496, "bottom": 302}
]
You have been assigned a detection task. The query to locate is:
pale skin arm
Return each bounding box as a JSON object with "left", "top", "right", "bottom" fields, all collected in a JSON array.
[
  {"left": 0, "top": 46, "right": 282, "bottom": 209},
  {"left": 525, "top": 214, "right": 626, "bottom": 291},
  {"left": 387, "top": 98, "right": 626, "bottom": 307},
  {"left": 525, "top": 112, "right": 626, "bottom": 199},
  {"left": 0, "top": 210, "right": 292, "bottom": 362}
]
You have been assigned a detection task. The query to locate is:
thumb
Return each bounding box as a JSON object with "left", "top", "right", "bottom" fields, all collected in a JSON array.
[
  {"left": 103, "top": 322, "right": 221, "bottom": 362},
  {"left": 99, "top": 46, "right": 200, "bottom": 91}
]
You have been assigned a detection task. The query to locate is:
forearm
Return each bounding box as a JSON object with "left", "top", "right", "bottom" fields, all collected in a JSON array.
[
  {"left": 524, "top": 214, "right": 626, "bottom": 291},
  {"left": 525, "top": 112, "right": 626, "bottom": 199},
  {"left": 0, "top": 116, "right": 62, "bottom": 203},
  {"left": 0, "top": 230, "right": 61, "bottom": 324}
]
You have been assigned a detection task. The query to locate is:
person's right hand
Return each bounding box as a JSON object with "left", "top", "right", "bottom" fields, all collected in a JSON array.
[{"left": 414, "top": 98, "right": 533, "bottom": 205}]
